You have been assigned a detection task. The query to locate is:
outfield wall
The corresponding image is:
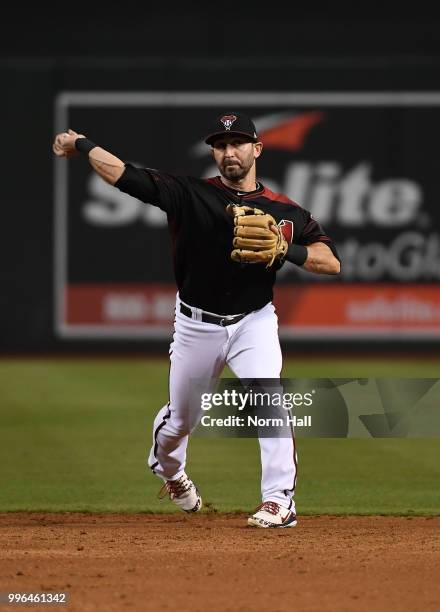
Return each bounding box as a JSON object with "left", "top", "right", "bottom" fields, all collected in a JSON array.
[{"left": 2, "top": 56, "right": 440, "bottom": 351}]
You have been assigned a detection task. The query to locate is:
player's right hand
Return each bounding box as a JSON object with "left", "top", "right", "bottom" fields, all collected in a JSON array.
[{"left": 52, "top": 129, "right": 85, "bottom": 158}]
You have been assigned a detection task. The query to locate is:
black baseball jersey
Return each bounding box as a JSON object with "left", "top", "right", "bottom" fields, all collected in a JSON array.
[{"left": 115, "top": 164, "right": 339, "bottom": 315}]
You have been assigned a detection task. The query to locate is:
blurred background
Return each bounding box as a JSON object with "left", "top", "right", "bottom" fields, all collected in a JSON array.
[{"left": 2, "top": 4, "right": 440, "bottom": 355}]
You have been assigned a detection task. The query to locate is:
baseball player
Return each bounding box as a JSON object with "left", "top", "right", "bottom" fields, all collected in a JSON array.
[{"left": 53, "top": 113, "right": 340, "bottom": 528}]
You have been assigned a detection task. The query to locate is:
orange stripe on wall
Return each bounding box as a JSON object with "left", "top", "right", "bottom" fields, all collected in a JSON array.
[
  {"left": 64, "top": 283, "right": 440, "bottom": 330},
  {"left": 274, "top": 284, "right": 440, "bottom": 328},
  {"left": 65, "top": 284, "right": 176, "bottom": 325}
]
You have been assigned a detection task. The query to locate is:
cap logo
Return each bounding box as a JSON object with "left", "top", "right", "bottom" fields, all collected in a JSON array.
[{"left": 220, "top": 115, "right": 237, "bottom": 131}]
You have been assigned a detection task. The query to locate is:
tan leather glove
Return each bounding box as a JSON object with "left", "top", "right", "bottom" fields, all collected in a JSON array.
[{"left": 227, "top": 204, "right": 288, "bottom": 267}]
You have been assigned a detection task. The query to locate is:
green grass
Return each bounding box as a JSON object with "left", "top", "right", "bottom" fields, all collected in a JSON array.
[{"left": 0, "top": 359, "right": 439, "bottom": 514}]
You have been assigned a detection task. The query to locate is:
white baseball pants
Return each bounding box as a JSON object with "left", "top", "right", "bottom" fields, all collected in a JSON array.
[{"left": 148, "top": 294, "right": 297, "bottom": 509}]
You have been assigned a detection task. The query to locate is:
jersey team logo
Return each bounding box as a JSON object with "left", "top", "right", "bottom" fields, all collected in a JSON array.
[
  {"left": 220, "top": 115, "right": 237, "bottom": 130},
  {"left": 278, "top": 219, "right": 294, "bottom": 244}
]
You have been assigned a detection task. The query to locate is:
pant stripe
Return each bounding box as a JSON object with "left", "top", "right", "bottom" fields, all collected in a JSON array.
[
  {"left": 150, "top": 403, "right": 171, "bottom": 473},
  {"left": 150, "top": 331, "right": 174, "bottom": 475},
  {"left": 284, "top": 421, "right": 297, "bottom": 494}
]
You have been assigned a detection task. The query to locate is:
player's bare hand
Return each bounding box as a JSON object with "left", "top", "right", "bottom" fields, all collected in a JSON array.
[{"left": 52, "top": 129, "right": 85, "bottom": 158}]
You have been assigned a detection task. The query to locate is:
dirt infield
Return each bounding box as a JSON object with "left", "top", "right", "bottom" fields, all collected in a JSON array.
[{"left": 1, "top": 514, "right": 439, "bottom": 612}]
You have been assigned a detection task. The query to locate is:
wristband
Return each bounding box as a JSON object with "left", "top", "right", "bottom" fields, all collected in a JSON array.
[
  {"left": 285, "top": 244, "right": 308, "bottom": 266},
  {"left": 75, "top": 137, "right": 97, "bottom": 155}
]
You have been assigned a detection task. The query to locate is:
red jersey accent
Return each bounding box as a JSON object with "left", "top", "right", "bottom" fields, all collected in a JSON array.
[
  {"left": 260, "top": 185, "right": 301, "bottom": 207},
  {"left": 278, "top": 219, "right": 294, "bottom": 244},
  {"left": 205, "top": 176, "right": 300, "bottom": 207}
]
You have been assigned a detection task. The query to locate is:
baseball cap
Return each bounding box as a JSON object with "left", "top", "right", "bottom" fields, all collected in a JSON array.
[{"left": 204, "top": 112, "right": 258, "bottom": 145}]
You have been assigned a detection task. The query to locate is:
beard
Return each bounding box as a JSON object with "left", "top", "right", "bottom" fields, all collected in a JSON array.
[{"left": 219, "top": 157, "right": 253, "bottom": 181}]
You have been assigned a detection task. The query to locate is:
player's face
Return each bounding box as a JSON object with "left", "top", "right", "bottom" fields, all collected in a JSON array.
[{"left": 211, "top": 136, "right": 262, "bottom": 181}]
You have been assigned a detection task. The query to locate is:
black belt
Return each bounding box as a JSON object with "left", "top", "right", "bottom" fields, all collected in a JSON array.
[{"left": 180, "top": 303, "right": 247, "bottom": 327}]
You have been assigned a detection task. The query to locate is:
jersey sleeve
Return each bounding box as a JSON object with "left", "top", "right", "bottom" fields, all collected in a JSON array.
[
  {"left": 114, "top": 163, "right": 189, "bottom": 217},
  {"left": 296, "top": 209, "right": 340, "bottom": 261}
]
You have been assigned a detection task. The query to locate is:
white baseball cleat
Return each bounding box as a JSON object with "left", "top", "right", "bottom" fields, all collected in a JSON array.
[
  {"left": 158, "top": 473, "right": 202, "bottom": 513},
  {"left": 247, "top": 501, "right": 297, "bottom": 528}
]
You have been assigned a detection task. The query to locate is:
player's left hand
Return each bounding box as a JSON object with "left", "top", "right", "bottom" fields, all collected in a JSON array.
[{"left": 52, "top": 129, "right": 84, "bottom": 158}]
